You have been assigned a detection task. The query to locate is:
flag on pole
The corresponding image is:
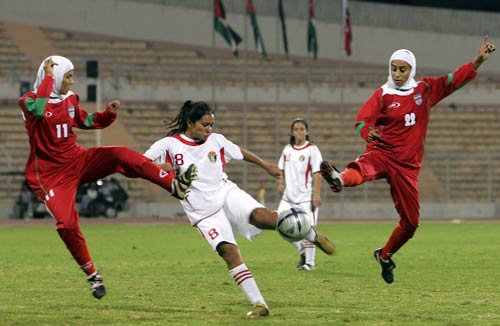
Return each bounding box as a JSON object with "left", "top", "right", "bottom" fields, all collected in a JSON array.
[
  {"left": 342, "top": 0, "right": 352, "bottom": 56},
  {"left": 278, "top": 0, "right": 289, "bottom": 58},
  {"left": 214, "top": 0, "right": 242, "bottom": 57},
  {"left": 246, "top": 0, "right": 267, "bottom": 59},
  {"left": 307, "top": 0, "right": 318, "bottom": 60}
]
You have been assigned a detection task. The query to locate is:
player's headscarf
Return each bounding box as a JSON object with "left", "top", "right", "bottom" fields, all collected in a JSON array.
[
  {"left": 33, "top": 55, "right": 74, "bottom": 102},
  {"left": 383, "top": 49, "right": 418, "bottom": 95}
]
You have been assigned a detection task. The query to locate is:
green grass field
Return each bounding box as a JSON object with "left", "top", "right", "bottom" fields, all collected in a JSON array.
[{"left": 1, "top": 220, "right": 499, "bottom": 325}]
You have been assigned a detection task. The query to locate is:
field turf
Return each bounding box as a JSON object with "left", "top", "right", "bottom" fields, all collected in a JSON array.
[{"left": 0, "top": 220, "right": 499, "bottom": 325}]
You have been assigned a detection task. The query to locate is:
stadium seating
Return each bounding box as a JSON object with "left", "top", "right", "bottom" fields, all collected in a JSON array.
[{"left": 1, "top": 21, "right": 499, "bottom": 207}]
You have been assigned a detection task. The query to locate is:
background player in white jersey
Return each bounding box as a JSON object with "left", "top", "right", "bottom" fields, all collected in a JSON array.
[
  {"left": 144, "top": 101, "right": 335, "bottom": 318},
  {"left": 277, "top": 118, "right": 329, "bottom": 271}
]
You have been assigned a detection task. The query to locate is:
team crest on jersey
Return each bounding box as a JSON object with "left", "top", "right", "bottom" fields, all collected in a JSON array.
[
  {"left": 68, "top": 106, "right": 75, "bottom": 118},
  {"left": 208, "top": 151, "right": 217, "bottom": 163},
  {"left": 413, "top": 94, "right": 423, "bottom": 105},
  {"left": 299, "top": 155, "right": 305, "bottom": 162}
]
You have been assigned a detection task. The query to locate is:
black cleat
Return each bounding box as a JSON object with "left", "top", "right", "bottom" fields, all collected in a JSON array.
[
  {"left": 171, "top": 164, "right": 197, "bottom": 199},
  {"left": 374, "top": 248, "right": 396, "bottom": 284},
  {"left": 296, "top": 253, "right": 306, "bottom": 269},
  {"left": 320, "top": 161, "right": 343, "bottom": 193},
  {"left": 88, "top": 272, "right": 106, "bottom": 299}
]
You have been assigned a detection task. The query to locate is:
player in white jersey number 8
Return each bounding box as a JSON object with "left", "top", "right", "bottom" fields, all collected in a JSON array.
[{"left": 144, "top": 101, "right": 335, "bottom": 318}]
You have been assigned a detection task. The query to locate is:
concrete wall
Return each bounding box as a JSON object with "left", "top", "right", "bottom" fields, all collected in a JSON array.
[{"left": 2, "top": 202, "right": 499, "bottom": 220}]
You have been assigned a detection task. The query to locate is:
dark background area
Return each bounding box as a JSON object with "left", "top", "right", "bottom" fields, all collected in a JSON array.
[{"left": 357, "top": 0, "right": 500, "bottom": 12}]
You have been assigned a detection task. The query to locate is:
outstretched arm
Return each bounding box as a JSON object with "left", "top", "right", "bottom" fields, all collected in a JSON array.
[
  {"left": 240, "top": 147, "right": 282, "bottom": 178},
  {"left": 472, "top": 36, "right": 495, "bottom": 69},
  {"left": 74, "top": 99, "right": 119, "bottom": 129}
]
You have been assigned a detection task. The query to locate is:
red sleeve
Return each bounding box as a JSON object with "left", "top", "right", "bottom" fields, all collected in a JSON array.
[
  {"left": 92, "top": 108, "right": 117, "bottom": 128},
  {"left": 421, "top": 62, "right": 478, "bottom": 108},
  {"left": 72, "top": 94, "right": 117, "bottom": 129},
  {"left": 36, "top": 76, "right": 54, "bottom": 98},
  {"left": 355, "top": 88, "right": 382, "bottom": 140}
]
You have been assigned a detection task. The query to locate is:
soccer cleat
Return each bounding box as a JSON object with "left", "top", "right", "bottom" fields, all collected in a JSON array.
[
  {"left": 320, "top": 161, "right": 343, "bottom": 193},
  {"left": 374, "top": 248, "right": 396, "bottom": 284},
  {"left": 245, "top": 302, "right": 270, "bottom": 318},
  {"left": 297, "top": 263, "right": 315, "bottom": 271},
  {"left": 296, "top": 253, "right": 306, "bottom": 269},
  {"left": 312, "top": 227, "right": 336, "bottom": 255},
  {"left": 171, "top": 164, "right": 197, "bottom": 200},
  {"left": 88, "top": 272, "right": 106, "bottom": 299}
]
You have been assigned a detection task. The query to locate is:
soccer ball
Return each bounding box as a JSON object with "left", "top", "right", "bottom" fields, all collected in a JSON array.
[{"left": 277, "top": 207, "right": 311, "bottom": 242}]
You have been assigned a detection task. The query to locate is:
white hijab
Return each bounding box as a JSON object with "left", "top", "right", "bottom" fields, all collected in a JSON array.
[
  {"left": 33, "top": 55, "right": 74, "bottom": 102},
  {"left": 382, "top": 49, "right": 418, "bottom": 95}
]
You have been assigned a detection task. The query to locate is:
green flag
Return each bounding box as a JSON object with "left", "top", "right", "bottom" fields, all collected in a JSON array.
[
  {"left": 246, "top": 0, "right": 267, "bottom": 59},
  {"left": 307, "top": 0, "right": 318, "bottom": 60},
  {"left": 214, "top": 0, "right": 242, "bottom": 57}
]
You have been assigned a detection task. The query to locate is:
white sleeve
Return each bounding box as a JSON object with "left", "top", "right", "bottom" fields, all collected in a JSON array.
[
  {"left": 218, "top": 134, "right": 243, "bottom": 161},
  {"left": 144, "top": 138, "right": 168, "bottom": 164},
  {"left": 310, "top": 145, "right": 323, "bottom": 173},
  {"left": 278, "top": 147, "right": 286, "bottom": 170}
]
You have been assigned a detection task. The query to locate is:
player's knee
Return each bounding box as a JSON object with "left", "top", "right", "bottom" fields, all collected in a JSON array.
[
  {"left": 108, "top": 146, "right": 130, "bottom": 159},
  {"left": 249, "top": 208, "right": 277, "bottom": 230},
  {"left": 56, "top": 224, "right": 80, "bottom": 240},
  {"left": 216, "top": 242, "right": 242, "bottom": 267}
]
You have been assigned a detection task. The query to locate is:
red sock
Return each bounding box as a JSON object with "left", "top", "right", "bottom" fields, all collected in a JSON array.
[
  {"left": 140, "top": 161, "right": 174, "bottom": 192},
  {"left": 57, "top": 228, "right": 96, "bottom": 276},
  {"left": 107, "top": 148, "right": 175, "bottom": 192},
  {"left": 381, "top": 225, "right": 417, "bottom": 259},
  {"left": 341, "top": 168, "right": 363, "bottom": 187}
]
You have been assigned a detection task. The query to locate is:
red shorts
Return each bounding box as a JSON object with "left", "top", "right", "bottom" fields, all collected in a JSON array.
[{"left": 347, "top": 150, "right": 420, "bottom": 228}]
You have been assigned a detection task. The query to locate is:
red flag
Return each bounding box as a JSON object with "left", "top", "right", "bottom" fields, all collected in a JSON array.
[{"left": 343, "top": 0, "right": 352, "bottom": 56}]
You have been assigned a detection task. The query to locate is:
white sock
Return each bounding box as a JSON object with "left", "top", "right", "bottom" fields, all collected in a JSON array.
[
  {"left": 304, "top": 241, "right": 316, "bottom": 266},
  {"left": 292, "top": 240, "right": 304, "bottom": 251},
  {"left": 229, "top": 263, "right": 267, "bottom": 307},
  {"left": 305, "top": 228, "right": 317, "bottom": 243}
]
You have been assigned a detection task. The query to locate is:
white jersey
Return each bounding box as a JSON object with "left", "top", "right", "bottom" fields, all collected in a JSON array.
[
  {"left": 278, "top": 141, "right": 323, "bottom": 204},
  {"left": 144, "top": 132, "right": 244, "bottom": 224}
]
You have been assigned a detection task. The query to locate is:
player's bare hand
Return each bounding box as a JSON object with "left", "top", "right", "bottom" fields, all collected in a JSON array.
[
  {"left": 43, "top": 58, "right": 57, "bottom": 77},
  {"left": 312, "top": 196, "right": 322, "bottom": 210},
  {"left": 159, "top": 162, "right": 173, "bottom": 172},
  {"left": 366, "top": 128, "right": 382, "bottom": 143},
  {"left": 473, "top": 36, "right": 495, "bottom": 68},
  {"left": 266, "top": 164, "right": 282, "bottom": 178},
  {"left": 277, "top": 181, "right": 285, "bottom": 193},
  {"left": 106, "top": 99, "right": 120, "bottom": 113}
]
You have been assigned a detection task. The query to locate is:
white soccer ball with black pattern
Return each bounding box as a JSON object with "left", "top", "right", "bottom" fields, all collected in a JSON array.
[{"left": 277, "top": 207, "right": 311, "bottom": 242}]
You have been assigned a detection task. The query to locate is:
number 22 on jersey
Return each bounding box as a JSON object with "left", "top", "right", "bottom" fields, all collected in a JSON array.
[{"left": 404, "top": 113, "right": 416, "bottom": 126}]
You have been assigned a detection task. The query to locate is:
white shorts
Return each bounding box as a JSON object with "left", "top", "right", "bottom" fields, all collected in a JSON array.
[
  {"left": 195, "top": 187, "right": 264, "bottom": 251},
  {"left": 277, "top": 200, "right": 318, "bottom": 226}
]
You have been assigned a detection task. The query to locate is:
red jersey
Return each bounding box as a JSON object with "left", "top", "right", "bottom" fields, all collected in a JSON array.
[
  {"left": 355, "top": 62, "right": 477, "bottom": 168},
  {"left": 18, "top": 76, "right": 116, "bottom": 184}
]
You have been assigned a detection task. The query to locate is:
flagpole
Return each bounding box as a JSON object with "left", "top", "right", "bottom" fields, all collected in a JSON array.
[
  {"left": 339, "top": 0, "right": 346, "bottom": 217},
  {"left": 243, "top": 5, "right": 249, "bottom": 187},
  {"left": 275, "top": 3, "right": 281, "bottom": 159},
  {"left": 211, "top": 1, "right": 216, "bottom": 103}
]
